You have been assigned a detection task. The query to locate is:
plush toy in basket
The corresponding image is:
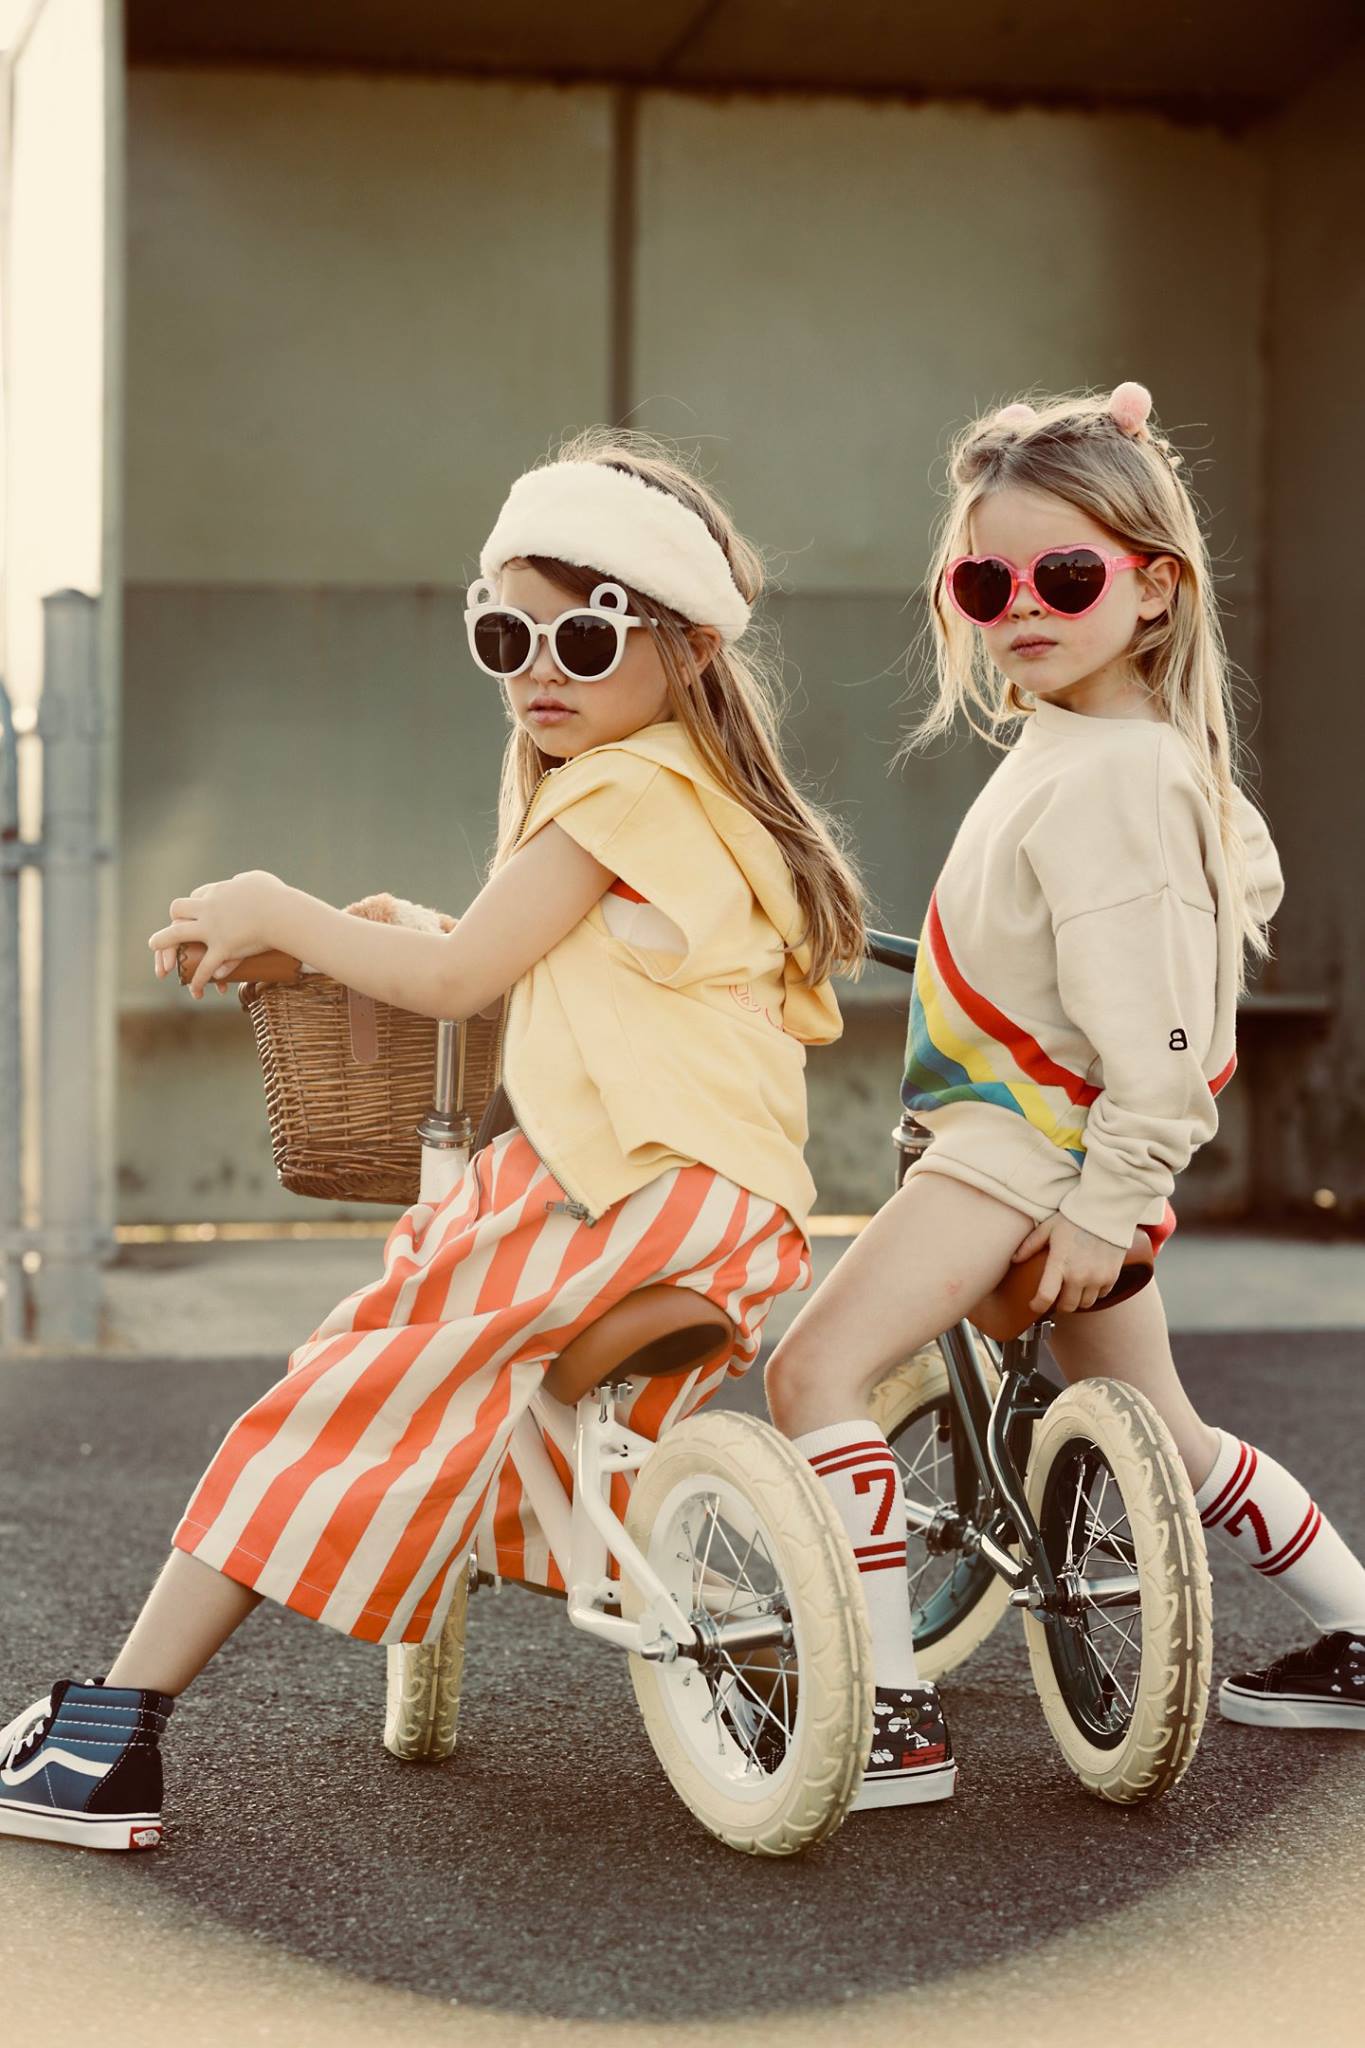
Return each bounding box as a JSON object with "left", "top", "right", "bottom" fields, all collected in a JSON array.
[{"left": 180, "top": 892, "right": 503, "bottom": 1208}]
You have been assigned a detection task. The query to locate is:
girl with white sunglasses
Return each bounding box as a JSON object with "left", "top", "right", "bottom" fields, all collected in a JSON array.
[{"left": 0, "top": 430, "right": 865, "bottom": 1852}]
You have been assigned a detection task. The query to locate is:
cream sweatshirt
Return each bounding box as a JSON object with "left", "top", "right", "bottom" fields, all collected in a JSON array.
[{"left": 902, "top": 698, "right": 1284, "bottom": 1248}]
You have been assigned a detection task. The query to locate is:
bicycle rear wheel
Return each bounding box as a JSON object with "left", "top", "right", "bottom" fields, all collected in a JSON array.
[
  {"left": 1022, "top": 1378, "right": 1211, "bottom": 1802},
  {"left": 382, "top": 1556, "right": 472, "bottom": 1761},
  {"left": 870, "top": 1344, "right": 1011, "bottom": 1680}
]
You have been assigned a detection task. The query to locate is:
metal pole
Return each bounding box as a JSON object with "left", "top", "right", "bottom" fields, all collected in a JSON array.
[
  {"left": 32, "top": 591, "right": 111, "bottom": 1347},
  {"left": 0, "top": 676, "right": 25, "bottom": 1346}
]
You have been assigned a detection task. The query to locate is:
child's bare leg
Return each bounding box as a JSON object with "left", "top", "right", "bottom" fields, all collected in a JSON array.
[
  {"left": 765, "top": 1173, "right": 1034, "bottom": 1436},
  {"left": 1045, "top": 1279, "right": 1220, "bottom": 1485},
  {"left": 104, "top": 1551, "right": 262, "bottom": 1696},
  {"left": 766, "top": 1175, "right": 1033, "bottom": 1797}
]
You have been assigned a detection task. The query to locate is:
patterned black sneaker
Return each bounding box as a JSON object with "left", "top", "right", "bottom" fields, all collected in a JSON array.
[
  {"left": 1219, "top": 1631, "right": 1365, "bottom": 1730},
  {"left": 0, "top": 1680, "right": 173, "bottom": 1849},
  {"left": 852, "top": 1684, "right": 957, "bottom": 1810}
]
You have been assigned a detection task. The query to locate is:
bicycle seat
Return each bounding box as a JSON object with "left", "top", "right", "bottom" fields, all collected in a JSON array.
[
  {"left": 967, "top": 1229, "right": 1157, "bottom": 1345},
  {"left": 542, "top": 1286, "right": 735, "bottom": 1405}
]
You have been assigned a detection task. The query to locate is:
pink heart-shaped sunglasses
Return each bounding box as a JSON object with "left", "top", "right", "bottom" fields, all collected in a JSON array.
[{"left": 946, "top": 545, "right": 1147, "bottom": 627}]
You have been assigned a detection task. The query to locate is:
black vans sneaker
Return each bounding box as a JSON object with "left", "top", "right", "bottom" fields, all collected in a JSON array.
[
  {"left": 1219, "top": 1631, "right": 1365, "bottom": 1730},
  {"left": 0, "top": 1680, "right": 173, "bottom": 1849},
  {"left": 852, "top": 1684, "right": 957, "bottom": 1810}
]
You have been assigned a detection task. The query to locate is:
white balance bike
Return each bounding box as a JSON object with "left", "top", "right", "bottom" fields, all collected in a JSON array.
[{"left": 373, "top": 1016, "right": 873, "bottom": 1856}]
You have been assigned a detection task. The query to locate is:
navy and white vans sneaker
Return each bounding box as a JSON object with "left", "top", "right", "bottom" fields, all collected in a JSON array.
[
  {"left": 852, "top": 1684, "right": 957, "bottom": 1811},
  {"left": 0, "top": 1680, "right": 173, "bottom": 1850},
  {"left": 1219, "top": 1631, "right": 1365, "bottom": 1730}
]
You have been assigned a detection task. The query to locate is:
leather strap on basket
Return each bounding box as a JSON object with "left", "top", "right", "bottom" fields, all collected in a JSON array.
[{"left": 347, "top": 988, "right": 379, "bottom": 1065}]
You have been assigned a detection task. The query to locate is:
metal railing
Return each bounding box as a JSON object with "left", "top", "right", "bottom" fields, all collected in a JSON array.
[
  {"left": 0, "top": 671, "right": 23, "bottom": 1345},
  {"left": 1, "top": 590, "right": 113, "bottom": 1349}
]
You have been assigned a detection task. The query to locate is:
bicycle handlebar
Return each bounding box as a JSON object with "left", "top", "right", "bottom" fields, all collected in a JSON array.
[
  {"left": 865, "top": 929, "right": 917, "bottom": 975},
  {"left": 176, "top": 942, "right": 302, "bottom": 987},
  {"left": 177, "top": 931, "right": 915, "bottom": 989}
]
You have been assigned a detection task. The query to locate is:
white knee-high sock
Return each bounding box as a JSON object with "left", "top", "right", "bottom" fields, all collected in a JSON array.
[
  {"left": 1196, "top": 1428, "right": 1365, "bottom": 1632},
  {"left": 795, "top": 1420, "right": 920, "bottom": 1688}
]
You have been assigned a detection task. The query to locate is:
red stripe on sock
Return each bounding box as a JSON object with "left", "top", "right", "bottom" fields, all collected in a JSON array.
[
  {"left": 1201, "top": 1443, "right": 1255, "bottom": 1529},
  {"left": 808, "top": 1452, "right": 900, "bottom": 1482},
  {"left": 1256, "top": 1507, "right": 1322, "bottom": 1577},
  {"left": 854, "top": 1542, "right": 907, "bottom": 1560},
  {"left": 807, "top": 1440, "right": 890, "bottom": 1471},
  {"left": 1254, "top": 1501, "right": 1317, "bottom": 1572}
]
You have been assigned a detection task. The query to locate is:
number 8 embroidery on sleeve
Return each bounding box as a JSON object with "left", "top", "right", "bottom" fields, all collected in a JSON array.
[
  {"left": 1169, "top": 1028, "right": 1188, "bottom": 1051},
  {"left": 853, "top": 1464, "right": 899, "bottom": 1536}
]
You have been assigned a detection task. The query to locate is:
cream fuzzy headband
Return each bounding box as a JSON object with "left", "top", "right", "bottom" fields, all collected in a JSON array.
[{"left": 479, "top": 460, "right": 752, "bottom": 643}]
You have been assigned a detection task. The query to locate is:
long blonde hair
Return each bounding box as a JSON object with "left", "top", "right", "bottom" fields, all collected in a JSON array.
[
  {"left": 916, "top": 388, "right": 1269, "bottom": 966},
  {"left": 489, "top": 427, "right": 865, "bottom": 984}
]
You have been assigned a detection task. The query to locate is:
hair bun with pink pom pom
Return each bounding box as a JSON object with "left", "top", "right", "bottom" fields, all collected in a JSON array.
[
  {"left": 1108, "top": 381, "right": 1153, "bottom": 438},
  {"left": 994, "top": 402, "right": 1039, "bottom": 430}
]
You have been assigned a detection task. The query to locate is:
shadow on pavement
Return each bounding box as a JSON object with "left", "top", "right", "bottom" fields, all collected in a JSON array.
[{"left": 2, "top": 1336, "right": 1359, "bottom": 2023}]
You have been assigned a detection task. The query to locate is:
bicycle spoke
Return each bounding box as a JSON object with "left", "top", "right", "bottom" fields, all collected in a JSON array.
[
  {"left": 1088, "top": 1608, "right": 1142, "bottom": 1661},
  {"left": 1077, "top": 1468, "right": 1112, "bottom": 1572},
  {"left": 1083, "top": 1507, "right": 1134, "bottom": 1554},
  {"left": 1081, "top": 1627, "right": 1135, "bottom": 1713},
  {"left": 1067, "top": 1463, "right": 1087, "bottom": 1565},
  {"left": 711, "top": 1522, "right": 760, "bottom": 1617},
  {"left": 1040, "top": 1442, "right": 1149, "bottom": 1742},
  {"left": 894, "top": 1414, "right": 953, "bottom": 1514},
  {"left": 696, "top": 1494, "right": 721, "bottom": 1594},
  {"left": 906, "top": 1552, "right": 938, "bottom": 1608}
]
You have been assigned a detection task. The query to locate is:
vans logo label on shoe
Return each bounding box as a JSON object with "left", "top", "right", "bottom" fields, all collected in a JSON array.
[{"left": 129, "top": 1826, "right": 161, "bottom": 1849}]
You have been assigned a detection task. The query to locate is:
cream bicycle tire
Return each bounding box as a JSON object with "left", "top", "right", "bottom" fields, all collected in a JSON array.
[
  {"left": 1022, "top": 1379, "right": 1212, "bottom": 1803},
  {"left": 870, "top": 1343, "right": 1013, "bottom": 1681},
  {"left": 382, "top": 1558, "right": 472, "bottom": 1761},
  {"left": 623, "top": 1410, "right": 873, "bottom": 1857}
]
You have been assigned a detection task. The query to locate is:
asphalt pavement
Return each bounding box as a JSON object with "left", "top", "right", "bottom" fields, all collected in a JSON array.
[{"left": 2, "top": 1331, "right": 1363, "bottom": 2043}]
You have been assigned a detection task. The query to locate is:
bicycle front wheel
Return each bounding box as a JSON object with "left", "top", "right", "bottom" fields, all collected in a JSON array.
[
  {"left": 623, "top": 1411, "right": 873, "bottom": 1857},
  {"left": 1022, "top": 1378, "right": 1211, "bottom": 1803}
]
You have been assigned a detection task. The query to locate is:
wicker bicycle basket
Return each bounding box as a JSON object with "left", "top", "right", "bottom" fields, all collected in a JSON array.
[{"left": 239, "top": 972, "right": 504, "bottom": 1207}]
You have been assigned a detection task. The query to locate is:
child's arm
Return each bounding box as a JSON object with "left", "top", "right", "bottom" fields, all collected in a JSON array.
[
  {"left": 1009, "top": 883, "right": 1216, "bottom": 1317},
  {"left": 1051, "top": 883, "right": 1219, "bottom": 1248},
  {"left": 1016, "top": 739, "right": 1227, "bottom": 1309},
  {"left": 148, "top": 822, "right": 614, "bottom": 1015}
]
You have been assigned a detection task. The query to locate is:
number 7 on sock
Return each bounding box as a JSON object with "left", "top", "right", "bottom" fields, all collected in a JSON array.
[{"left": 853, "top": 1465, "right": 899, "bottom": 1537}]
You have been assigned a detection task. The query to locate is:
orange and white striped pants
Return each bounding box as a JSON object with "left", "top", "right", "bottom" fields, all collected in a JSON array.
[{"left": 174, "top": 1133, "right": 809, "bottom": 1646}]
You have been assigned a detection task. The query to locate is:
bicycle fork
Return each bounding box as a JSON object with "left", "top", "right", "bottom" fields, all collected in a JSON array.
[{"left": 929, "top": 1318, "right": 1060, "bottom": 1600}]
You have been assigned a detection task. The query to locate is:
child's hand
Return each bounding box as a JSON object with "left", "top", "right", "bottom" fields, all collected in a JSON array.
[
  {"left": 1012, "top": 1213, "right": 1125, "bottom": 1316},
  {"left": 149, "top": 870, "right": 285, "bottom": 999}
]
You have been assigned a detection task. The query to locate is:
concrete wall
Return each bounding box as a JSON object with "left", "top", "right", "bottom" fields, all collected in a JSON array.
[
  {"left": 121, "top": 68, "right": 1274, "bottom": 1220},
  {"left": 121, "top": 71, "right": 612, "bottom": 1217},
  {"left": 1253, "top": 44, "right": 1365, "bottom": 1218}
]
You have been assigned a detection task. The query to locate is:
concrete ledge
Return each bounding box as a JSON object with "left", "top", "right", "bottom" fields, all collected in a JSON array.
[{"left": 66, "top": 1227, "right": 1365, "bottom": 1363}]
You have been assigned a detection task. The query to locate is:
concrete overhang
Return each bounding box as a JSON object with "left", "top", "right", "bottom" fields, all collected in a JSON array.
[{"left": 126, "top": 1, "right": 1361, "bottom": 116}]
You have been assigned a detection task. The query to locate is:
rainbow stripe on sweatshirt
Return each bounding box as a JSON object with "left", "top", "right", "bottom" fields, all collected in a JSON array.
[
  {"left": 903, "top": 894, "right": 1095, "bottom": 1162},
  {"left": 902, "top": 892, "right": 1235, "bottom": 1160}
]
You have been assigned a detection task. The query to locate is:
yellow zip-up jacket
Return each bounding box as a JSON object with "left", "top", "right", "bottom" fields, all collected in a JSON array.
[{"left": 501, "top": 721, "right": 842, "bottom": 1229}]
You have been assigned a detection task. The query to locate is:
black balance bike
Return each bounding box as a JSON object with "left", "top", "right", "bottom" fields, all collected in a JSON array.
[{"left": 864, "top": 930, "right": 1212, "bottom": 1802}]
